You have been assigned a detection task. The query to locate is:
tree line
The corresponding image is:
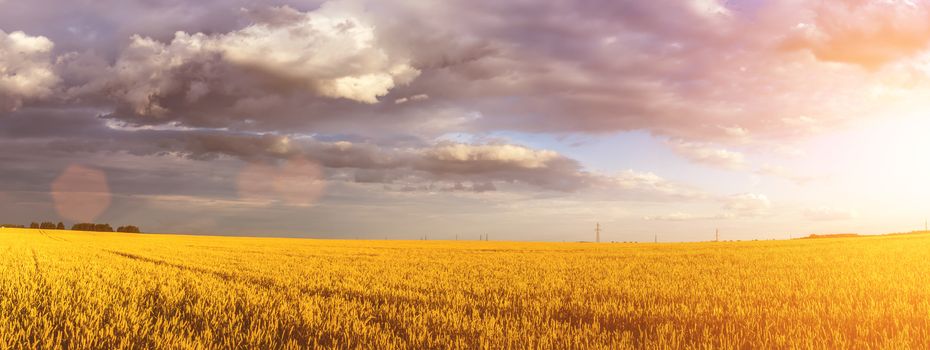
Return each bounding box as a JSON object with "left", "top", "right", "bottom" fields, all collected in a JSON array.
[
  {"left": 68, "top": 223, "right": 142, "bottom": 233},
  {"left": 0, "top": 222, "right": 142, "bottom": 233}
]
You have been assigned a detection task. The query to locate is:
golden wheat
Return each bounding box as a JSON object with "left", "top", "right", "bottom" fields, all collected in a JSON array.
[{"left": 0, "top": 228, "right": 929, "bottom": 349}]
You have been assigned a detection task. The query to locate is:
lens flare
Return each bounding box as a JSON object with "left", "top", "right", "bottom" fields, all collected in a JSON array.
[
  {"left": 50, "top": 165, "right": 111, "bottom": 222},
  {"left": 237, "top": 158, "right": 325, "bottom": 207}
]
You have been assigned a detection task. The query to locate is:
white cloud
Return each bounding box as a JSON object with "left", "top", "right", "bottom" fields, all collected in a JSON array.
[
  {"left": 646, "top": 193, "right": 773, "bottom": 221},
  {"left": 644, "top": 212, "right": 720, "bottom": 221},
  {"left": 666, "top": 139, "right": 746, "bottom": 170},
  {"left": 780, "top": 116, "right": 822, "bottom": 133},
  {"left": 719, "top": 125, "right": 748, "bottom": 139},
  {"left": 0, "top": 30, "right": 58, "bottom": 111},
  {"left": 145, "top": 194, "right": 276, "bottom": 209},
  {"left": 803, "top": 206, "right": 857, "bottom": 221},
  {"left": 690, "top": 0, "right": 730, "bottom": 17},
  {"left": 723, "top": 193, "right": 770, "bottom": 217},
  {"left": 106, "top": 3, "right": 418, "bottom": 116},
  {"left": 756, "top": 164, "right": 814, "bottom": 185},
  {"left": 395, "top": 94, "right": 429, "bottom": 104},
  {"left": 605, "top": 170, "right": 705, "bottom": 200},
  {"left": 422, "top": 143, "right": 560, "bottom": 169},
  {"left": 216, "top": 4, "right": 419, "bottom": 103}
]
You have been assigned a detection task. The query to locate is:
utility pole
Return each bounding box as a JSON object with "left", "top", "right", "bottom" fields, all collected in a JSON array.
[
  {"left": 715, "top": 228, "right": 719, "bottom": 242},
  {"left": 654, "top": 233, "right": 658, "bottom": 243},
  {"left": 595, "top": 222, "right": 601, "bottom": 243}
]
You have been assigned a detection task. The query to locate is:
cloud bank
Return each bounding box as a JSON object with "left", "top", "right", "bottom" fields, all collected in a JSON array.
[{"left": 3, "top": 0, "right": 930, "bottom": 238}]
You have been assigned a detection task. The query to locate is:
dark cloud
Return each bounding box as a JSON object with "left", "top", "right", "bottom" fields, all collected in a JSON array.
[
  {"left": 0, "top": 0, "right": 326, "bottom": 57},
  {"left": 6, "top": 0, "right": 930, "bottom": 143},
  {"left": 0, "top": 105, "right": 704, "bottom": 202}
]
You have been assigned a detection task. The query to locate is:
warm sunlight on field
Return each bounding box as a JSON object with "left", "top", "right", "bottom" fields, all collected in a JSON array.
[{"left": 3, "top": 228, "right": 930, "bottom": 348}]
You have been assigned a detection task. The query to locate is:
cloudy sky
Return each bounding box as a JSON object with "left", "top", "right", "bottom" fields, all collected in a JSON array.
[{"left": 3, "top": 0, "right": 930, "bottom": 241}]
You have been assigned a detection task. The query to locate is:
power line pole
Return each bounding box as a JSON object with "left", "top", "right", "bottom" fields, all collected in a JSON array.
[
  {"left": 654, "top": 233, "right": 657, "bottom": 243},
  {"left": 595, "top": 222, "right": 601, "bottom": 243},
  {"left": 715, "top": 228, "right": 719, "bottom": 242}
]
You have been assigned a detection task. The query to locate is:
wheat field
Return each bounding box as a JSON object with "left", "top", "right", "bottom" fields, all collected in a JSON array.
[{"left": 1, "top": 228, "right": 929, "bottom": 349}]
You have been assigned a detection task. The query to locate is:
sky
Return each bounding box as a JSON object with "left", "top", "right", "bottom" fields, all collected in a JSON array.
[{"left": 3, "top": 0, "right": 930, "bottom": 241}]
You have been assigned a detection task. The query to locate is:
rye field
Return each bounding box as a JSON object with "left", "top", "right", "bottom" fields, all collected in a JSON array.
[{"left": 2, "top": 228, "right": 930, "bottom": 349}]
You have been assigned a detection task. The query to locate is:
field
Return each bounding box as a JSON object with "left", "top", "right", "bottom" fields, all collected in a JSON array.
[{"left": 1, "top": 228, "right": 930, "bottom": 349}]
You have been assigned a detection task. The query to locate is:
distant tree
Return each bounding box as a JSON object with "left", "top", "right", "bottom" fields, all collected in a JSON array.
[
  {"left": 117, "top": 225, "right": 141, "bottom": 233},
  {"left": 71, "top": 222, "right": 119, "bottom": 232},
  {"left": 0, "top": 224, "right": 25, "bottom": 228},
  {"left": 71, "top": 223, "right": 95, "bottom": 231},
  {"left": 56, "top": 222, "right": 65, "bottom": 230},
  {"left": 39, "top": 222, "right": 56, "bottom": 229},
  {"left": 29, "top": 222, "right": 39, "bottom": 229}
]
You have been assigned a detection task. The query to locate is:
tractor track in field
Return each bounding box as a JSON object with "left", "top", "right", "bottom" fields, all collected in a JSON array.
[
  {"left": 101, "top": 249, "right": 423, "bottom": 309},
  {"left": 30, "top": 248, "right": 41, "bottom": 274},
  {"left": 30, "top": 248, "right": 48, "bottom": 289},
  {"left": 103, "top": 249, "right": 277, "bottom": 288},
  {"left": 38, "top": 230, "right": 69, "bottom": 242}
]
